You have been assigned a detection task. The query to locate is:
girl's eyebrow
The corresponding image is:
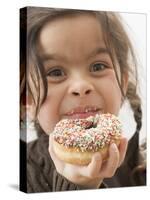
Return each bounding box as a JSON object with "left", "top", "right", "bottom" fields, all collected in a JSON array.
[
  {"left": 40, "top": 47, "right": 109, "bottom": 62},
  {"left": 88, "top": 47, "right": 110, "bottom": 59},
  {"left": 39, "top": 53, "right": 64, "bottom": 62}
]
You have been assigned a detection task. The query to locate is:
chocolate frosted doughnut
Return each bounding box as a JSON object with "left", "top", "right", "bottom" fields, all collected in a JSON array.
[{"left": 52, "top": 113, "right": 122, "bottom": 165}]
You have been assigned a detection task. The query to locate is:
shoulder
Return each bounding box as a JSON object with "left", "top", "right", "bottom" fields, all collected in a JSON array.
[
  {"left": 27, "top": 134, "right": 55, "bottom": 192},
  {"left": 27, "top": 133, "right": 54, "bottom": 167},
  {"left": 27, "top": 133, "right": 48, "bottom": 156}
]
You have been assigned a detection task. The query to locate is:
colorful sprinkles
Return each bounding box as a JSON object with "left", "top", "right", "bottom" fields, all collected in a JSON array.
[{"left": 52, "top": 114, "right": 122, "bottom": 152}]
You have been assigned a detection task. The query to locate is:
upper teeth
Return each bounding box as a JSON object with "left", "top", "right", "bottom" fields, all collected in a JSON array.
[
  {"left": 85, "top": 107, "right": 97, "bottom": 112},
  {"left": 69, "top": 107, "right": 98, "bottom": 114}
]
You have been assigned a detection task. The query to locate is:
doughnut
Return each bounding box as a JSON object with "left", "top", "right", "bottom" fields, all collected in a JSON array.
[{"left": 52, "top": 113, "right": 122, "bottom": 165}]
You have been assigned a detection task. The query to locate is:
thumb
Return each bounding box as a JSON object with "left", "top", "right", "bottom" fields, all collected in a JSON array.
[{"left": 48, "top": 134, "right": 64, "bottom": 170}]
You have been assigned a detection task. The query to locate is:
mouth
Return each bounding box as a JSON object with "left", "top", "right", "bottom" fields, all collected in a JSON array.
[{"left": 64, "top": 106, "right": 102, "bottom": 119}]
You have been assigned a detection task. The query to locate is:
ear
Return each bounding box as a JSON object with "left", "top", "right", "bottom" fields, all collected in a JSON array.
[{"left": 122, "top": 71, "right": 129, "bottom": 96}]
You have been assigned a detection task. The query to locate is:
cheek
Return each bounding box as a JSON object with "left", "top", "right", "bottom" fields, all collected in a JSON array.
[
  {"left": 37, "top": 85, "right": 66, "bottom": 133},
  {"left": 37, "top": 96, "right": 59, "bottom": 134},
  {"left": 98, "top": 73, "right": 122, "bottom": 115}
]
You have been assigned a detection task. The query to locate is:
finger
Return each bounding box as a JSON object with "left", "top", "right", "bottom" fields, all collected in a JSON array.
[
  {"left": 80, "top": 152, "right": 103, "bottom": 178},
  {"left": 100, "top": 143, "right": 119, "bottom": 178},
  {"left": 118, "top": 137, "right": 128, "bottom": 167},
  {"left": 48, "top": 134, "right": 64, "bottom": 170},
  {"left": 48, "top": 133, "right": 55, "bottom": 154}
]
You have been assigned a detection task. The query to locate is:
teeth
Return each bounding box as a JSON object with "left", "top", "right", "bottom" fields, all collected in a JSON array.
[
  {"left": 68, "top": 107, "right": 99, "bottom": 115},
  {"left": 85, "top": 109, "right": 89, "bottom": 113},
  {"left": 85, "top": 107, "right": 97, "bottom": 112}
]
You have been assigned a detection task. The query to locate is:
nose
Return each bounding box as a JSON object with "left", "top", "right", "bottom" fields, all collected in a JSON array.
[{"left": 68, "top": 78, "right": 94, "bottom": 97}]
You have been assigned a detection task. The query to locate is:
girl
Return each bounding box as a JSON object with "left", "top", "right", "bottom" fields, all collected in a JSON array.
[{"left": 20, "top": 7, "right": 146, "bottom": 193}]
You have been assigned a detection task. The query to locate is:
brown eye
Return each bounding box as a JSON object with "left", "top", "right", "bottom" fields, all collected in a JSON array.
[
  {"left": 47, "top": 68, "right": 65, "bottom": 77},
  {"left": 46, "top": 67, "right": 66, "bottom": 83},
  {"left": 90, "top": 63, "right": 107, "bottom": 72}
]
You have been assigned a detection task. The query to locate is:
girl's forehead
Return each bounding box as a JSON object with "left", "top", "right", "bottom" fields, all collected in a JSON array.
[
  {"left": 38, "top": 14, "right": 106, "bottom": 59},
  {"left": 40, "top": 14, "right": 103, "bottom": 37},
  {"left": 42, "top": 13, "right": 100, "bottom": 30}
]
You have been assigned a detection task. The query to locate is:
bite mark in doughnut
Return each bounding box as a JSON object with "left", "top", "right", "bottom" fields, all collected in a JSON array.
[{"left": 52, "top": 113, "right": 122, "bottom": 165}]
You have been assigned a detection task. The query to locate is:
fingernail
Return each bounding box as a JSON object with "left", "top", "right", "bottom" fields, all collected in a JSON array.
[
  {"left": 110, "top": 143, "right": 117, "bottom": 151},
  {"left": 111, "top": 143, "right": 115, "bottom": 147},
  {"left": 94, "top": 153, "right": 101, "bottom": 161}
]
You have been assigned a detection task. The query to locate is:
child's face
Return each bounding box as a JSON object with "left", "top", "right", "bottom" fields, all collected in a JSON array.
[{"left": 31, "top": 14, "right": 126, "bottom": 134}]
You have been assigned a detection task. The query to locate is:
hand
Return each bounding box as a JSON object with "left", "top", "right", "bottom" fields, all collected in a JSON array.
[{"left": 48, "top": 135, "right": 128, "bottom": 189}]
